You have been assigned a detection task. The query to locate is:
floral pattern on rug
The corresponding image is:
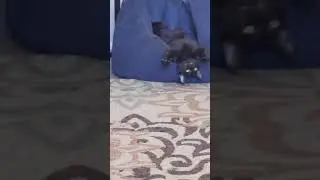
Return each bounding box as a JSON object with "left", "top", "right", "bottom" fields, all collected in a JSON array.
[
  {"left": 110, "top": 78, "right": 210, "bottom": 127},
  {"left": 110, "top": 76, "right": 210, "bottom": 180},
  {"left": 110, "top": 114, "right": 210, "bottom": 180}
]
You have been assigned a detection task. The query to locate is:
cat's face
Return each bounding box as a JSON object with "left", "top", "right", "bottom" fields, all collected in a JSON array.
[
  {"left": 178, "top": 58, "right": 199, "bottom": 76},
  {"left": 166, "top": 44, "right": 207, "bottom": 63}
]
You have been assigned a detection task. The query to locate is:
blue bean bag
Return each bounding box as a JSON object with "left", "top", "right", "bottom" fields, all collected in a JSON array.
[
  {"left": 6, "top": 0, "right": 108, "bottom": 59},
  {"left": 112, "top": 0, "right": 210, "bottom": 83},
  {"left": 184, "top": 0, "right": 216, "bottom": 61},
  {"left": 184, "top": 0, "right": 210, "bottom": 48},
  {"left": 211, "top": 2, "right": 320, "bottom": 69}
]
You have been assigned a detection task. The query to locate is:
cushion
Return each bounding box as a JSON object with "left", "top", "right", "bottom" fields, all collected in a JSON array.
[{"left": 185, "top": 0, "right": 213, "bottom": 60}]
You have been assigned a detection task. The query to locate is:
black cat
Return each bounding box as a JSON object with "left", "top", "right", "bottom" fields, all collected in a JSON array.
[
  {"left": 212, "top": 0, "right": 295, "bottom": 72},
  {"left": 214, "top": 0, "right": 319, "bottom": 72},
  {"left": 152, "top": 21, "right": 208, "bottom": 83},
  {"left": 167, "top": 38, "right": 207, "bottom": 83}
]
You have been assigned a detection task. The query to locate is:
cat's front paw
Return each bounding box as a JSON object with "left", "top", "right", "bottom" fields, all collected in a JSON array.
[
  {"left": 162, "top": 51, "right": 176, "bottom": 66},
  {"left": 195, "top": 70, "right": 202, "bottom": 79},
  {"left": 161, "top": 58, "right": 172, "bottom": 66},
  {"left": 223, "top": 42, "right": 240, "bottom": 72},
  {"left": 280, "top": 40, "right": 294, "bottom": 56},
  {"left": 179, "top": 74, "right": 185, "bottom": 84},
  {"left": 276, "top": 31, "right": 295, "bottom": 58}
]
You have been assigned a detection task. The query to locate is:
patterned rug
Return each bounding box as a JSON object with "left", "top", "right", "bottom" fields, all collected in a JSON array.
[{"left": 110, "top": 74, "right": 210, "bottom": 180}]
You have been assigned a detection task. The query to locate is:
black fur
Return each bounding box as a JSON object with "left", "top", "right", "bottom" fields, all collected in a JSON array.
[
  {"left": 152, "top": 21, "right": 208, "bottom": 83},
  {"left": 213, "top": 0, "right": 318, "bottom": 72},
  {"left": 152, "top": 22, "right": 185, "bottom": 44}
]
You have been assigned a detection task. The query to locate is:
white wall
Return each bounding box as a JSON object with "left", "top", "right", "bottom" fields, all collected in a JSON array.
[
  {"left": 110, "top": 0, "right": 115, "bottom": 50},
  {"left": 110, "top": 0, "right": 123, "bottom": 51}
]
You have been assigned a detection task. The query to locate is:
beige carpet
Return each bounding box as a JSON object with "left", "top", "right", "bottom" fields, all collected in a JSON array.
[{"left": 110, "top": 74, "right": 210, "bottom": 180}]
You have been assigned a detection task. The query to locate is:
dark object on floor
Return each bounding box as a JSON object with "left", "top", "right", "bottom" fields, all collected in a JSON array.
[
  {"left": 6, "top": 0, "right": 108, "bottom": 59},
  {"left": 111, "top": 0, "right": 210, "bottom": 83},
  {"left": 211, "top": 0, "right": 320, "bottom": 69},
  {"left": 152, "top": 21, "right": 208, "bottom": 83},
  {"left": 45, "top": 165, "right": 109, "bottom": 180}
]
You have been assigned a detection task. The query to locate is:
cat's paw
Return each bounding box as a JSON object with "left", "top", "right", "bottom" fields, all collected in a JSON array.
[
  {"left": 223, "top": 42, "right": 241, "bottom": 72},
  {"left": 178, "top": 74, "right": 185, "bottom": 84},
  {"left": 161, "top": 51, "right": 176, "bottom": 66}
]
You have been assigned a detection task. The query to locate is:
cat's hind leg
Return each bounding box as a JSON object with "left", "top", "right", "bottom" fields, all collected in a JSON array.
[{"left": 272, "top": 29, "right": 294, "bottom": 60}]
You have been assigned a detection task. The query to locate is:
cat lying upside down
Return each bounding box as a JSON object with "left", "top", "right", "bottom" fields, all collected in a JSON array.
[
  {"left": 152, "top": 21, "right": 209, "bottom": 83},
  {"left": 213, "top": 0, "right": 295, "bottom": 72},
  {"left": 213, "top": 0, "right": 319, "bottom": 72}
]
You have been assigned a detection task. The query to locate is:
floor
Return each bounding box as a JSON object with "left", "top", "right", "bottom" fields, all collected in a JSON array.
[
  {"left": 212, "top": 68, "right": 320, "bottom": 179},
  {"left": 110, "top": 73, "right": 210, "bottom": 179},
  {"left": 0, "top": 6, "right": 111, "bottom": 178},
  {"left": 0, "top": 53, "right": 109, "bottom": 179},
  {"left": 2, "top": 39, "right": 320, "bottom": 179}
]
